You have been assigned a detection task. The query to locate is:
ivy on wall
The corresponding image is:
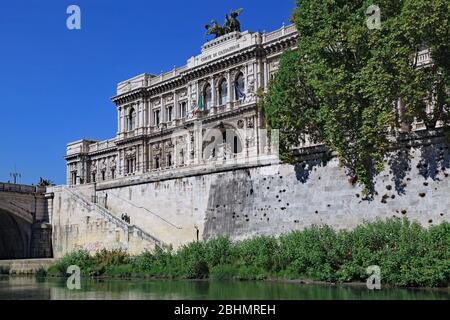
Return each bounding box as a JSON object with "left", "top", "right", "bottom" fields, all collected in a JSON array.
[{"left": 263, "top": 0, "right": 450, "bottom": 194}]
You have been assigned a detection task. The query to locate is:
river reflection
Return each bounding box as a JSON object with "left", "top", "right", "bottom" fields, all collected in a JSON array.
[{"left": 0, "top": 276, "right": 448, "bottom": 300}]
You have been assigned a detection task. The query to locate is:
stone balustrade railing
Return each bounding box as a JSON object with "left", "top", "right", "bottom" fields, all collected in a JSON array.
[
  {"left": 264, "top": 24, "right": 296, "bottom": 43},
  {"left": 88, "top": 139, "right": 116, "bottom": 153},
  {"left": 0, "top": 183, "right": 46, "bottom": 194}
]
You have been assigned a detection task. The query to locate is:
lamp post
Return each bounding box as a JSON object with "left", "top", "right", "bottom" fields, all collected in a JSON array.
[{"left": 10, "top": 171, "right": 21, "bottom": 184}]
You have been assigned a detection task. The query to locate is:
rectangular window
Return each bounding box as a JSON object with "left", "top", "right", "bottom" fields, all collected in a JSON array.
[
  {"left": 126, "top": 159, "right": 135, "bottom": 174},
  {"left": 180, "top": 101, "right": 187, "bottom": 118}
]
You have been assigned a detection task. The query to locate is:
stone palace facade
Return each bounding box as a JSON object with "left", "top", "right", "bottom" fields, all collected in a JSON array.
[{"left": 65, "top": 25, "right": 297, "bottom": 185}]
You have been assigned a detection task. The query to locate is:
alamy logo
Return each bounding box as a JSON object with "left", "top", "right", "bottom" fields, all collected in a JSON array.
[
  {"left": 366, "top": 5, "right": 381, "bottom": 30},
  {"left": 66, "top": 265, "right": 81, "bottom": 290},
  {"left": 366, "top": 265, "right": 381, "bottom": 290},
  {"left": 66, "top": 5, "right": 81, "bottom": 30}
]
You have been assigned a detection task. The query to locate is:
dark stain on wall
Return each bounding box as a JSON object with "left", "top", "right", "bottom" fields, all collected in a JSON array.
[{"left": 203, "top": 169, "right": 254, "bottom": 240}]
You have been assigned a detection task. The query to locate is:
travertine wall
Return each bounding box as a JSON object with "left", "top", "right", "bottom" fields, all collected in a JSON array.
[
  {"left": 49, "top": 187, "right": 160, "bottom": 258},
  {"left": 0, "top": 191, "right": 52, "bottom": 259},
  {"left": 52, "top": 132, "right": 450, "bottom": 255}
]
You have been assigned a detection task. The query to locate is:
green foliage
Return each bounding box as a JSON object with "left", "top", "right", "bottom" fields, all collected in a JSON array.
[
  {"left": 263, "top": 0, "right": 450, "bottom": 193},
  {"left": 48, "top": 220, "right": 450, "bottom": 287},
  {"left": 177, "top": 242, "right": 209, "bottom": 279},
  {"left": 46, "top": 265, "right": 61, "bottom": 277},
  {"left": 210, "top": 264, "right": 239, "bottom": 280},
  {"left": 204, "top": 236, "right": 236, "bottom": 267},
  {"left": 104, "top": 264, "right": 134, "bottom": 278},
  {"left": 0, "top": 266, "right": 10, "bottom": 275},
  {"left": 53, "top": 250, "right": 94, "bottom": 277},
  {"left": 235, "top": 236, "right": 283, "bottom": 273},
  {"left": 35, "top": 267, "right": 47, "bottom": 278}
]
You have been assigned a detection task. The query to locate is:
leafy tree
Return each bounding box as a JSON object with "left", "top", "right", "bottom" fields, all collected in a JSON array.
[
  {"left": 263, "top": 50, "right": 322, "bottom": 163},
  {"left": 264, "top": 0, "right": 450, "bottom": 194}
]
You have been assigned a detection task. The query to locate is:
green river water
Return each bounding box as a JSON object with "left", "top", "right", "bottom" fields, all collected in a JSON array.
[{"left": 0, "top": 276, "right": 448, "bottom": 300}]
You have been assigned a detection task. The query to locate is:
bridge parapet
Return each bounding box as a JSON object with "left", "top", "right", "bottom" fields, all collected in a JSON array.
[{"left": 0, "top": 182, "right": 46, "bottom": 194}]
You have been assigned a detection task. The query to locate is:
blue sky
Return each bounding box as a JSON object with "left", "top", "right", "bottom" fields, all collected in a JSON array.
[{"left": 0, "top": 0, "right": 295, "bottom": 185}]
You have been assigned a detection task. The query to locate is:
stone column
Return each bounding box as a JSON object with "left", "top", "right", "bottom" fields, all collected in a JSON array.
[
  {"left": 173, "top": 91, "right": 178, "bottom": 120},
  {"left": 123, "top": 107, "right": 128, "bottom": 132},
  {"left": 66, "top": 164, "right": 71, "bottom": 185},
  {"left": 118, "top": 150, "right": 123, "bottom": 176},
  {"left": 143, "top": 143, "right": 148, "bottom": 172},
  {"left": 149, "top": 101, "right": 154, "bottom": 127},
  {"left": 117, "top": 107, "right": 121, "bottom": 134},
  {"left": 139, "top": 99, "right": 144, "bottom": 128},
  {"left": 263, "top": 59, "right": 268, "bottom": 90},
  {"left": 210, "top": 78, "right": 215, "bottom": 109},
  {"left": 187, "top": 84, "right": 192, "bottom": 113},
  {"left": 161, "top": 97, "right": 165, "bottom": 123},
  {"left": 227, "top": 72, "right": 232, "bottom": 110}
]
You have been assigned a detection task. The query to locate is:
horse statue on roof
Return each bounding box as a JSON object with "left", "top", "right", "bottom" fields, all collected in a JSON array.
[
  {"left": 225, "top": 8, "right": 243, "bottom": 33},
  {"left": 205, "top": 19, "right": 226, "bottom": 39},
  {"left": 205, "top": 8, "right": 244, "bottom": 39}
]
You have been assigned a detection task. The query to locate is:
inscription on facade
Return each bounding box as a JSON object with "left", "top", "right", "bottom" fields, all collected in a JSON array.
[{"left": 200, "top": 44, "right": 241, "bottom": 63}]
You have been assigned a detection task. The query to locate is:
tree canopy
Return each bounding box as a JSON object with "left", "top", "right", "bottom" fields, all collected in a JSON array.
[{"left": 264, "top": 0, "right": 450, "bottom": 194}]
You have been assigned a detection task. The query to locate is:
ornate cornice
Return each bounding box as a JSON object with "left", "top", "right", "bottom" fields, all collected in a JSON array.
[{"left": 111, "top": 31, "right": 297, "bottom": 106}]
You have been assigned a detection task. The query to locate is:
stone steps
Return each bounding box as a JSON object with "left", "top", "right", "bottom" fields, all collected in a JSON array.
[{"left": 62, "top": 187, "right": 170, "bottom": 250}]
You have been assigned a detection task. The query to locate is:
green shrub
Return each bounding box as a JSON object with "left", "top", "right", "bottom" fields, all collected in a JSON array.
[
  {"left": 104, "top": 264, "right": 133, "bottom": 278},
  {"left": 35, "top": 266, "right": 47, "bottom": 278},
  {"left": 46, "top": 265, "right": 61, "bottom": 277},
  {"left": 204, "top": 237, "right": 235, "bottom": 268},
  {"left": 53, "top": 250, "right": 94, "bottom": 277},
  {"left": 236, "top": 265, "right": 267, "bottom": 281},
  {"left": 47, "top": 219, "right": 450, "bottom": 287},
  {"left": 177, "top": 242, "right": 209, "bottom": 279},
  {"left": 0, "top": 266, "right": 10, "bottom": 275},
  {"left": 236, "top": 236, "right": 282, "bottom": 272},
  {"left": 210, "top": 264, "right": 238, "bottom": 280}
]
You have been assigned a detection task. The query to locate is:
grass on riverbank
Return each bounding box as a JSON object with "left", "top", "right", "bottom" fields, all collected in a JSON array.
[{"left": 46, "top": 219, "right": 450, "bottom": 287}]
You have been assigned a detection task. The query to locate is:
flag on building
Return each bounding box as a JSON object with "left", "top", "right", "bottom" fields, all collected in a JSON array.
[{"left": 197, "top": 93, "right": 204, "bottom": 110}]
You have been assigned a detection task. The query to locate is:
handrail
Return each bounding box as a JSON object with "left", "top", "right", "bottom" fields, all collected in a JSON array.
[
  {"left": 62, "top": 187, "right": 169, "bottom": 249},
  {"left": 105, "top": 192, "right": 182, "bottom": 230}
]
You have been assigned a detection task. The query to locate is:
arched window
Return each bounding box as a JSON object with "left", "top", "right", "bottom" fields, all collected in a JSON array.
[
  {"left": 128, "top": 108, "right": 136, "bottom": 131},
  {"left": 203, "top": 84, "right": 212, "bottom": 110},
  {"left": 235, "top": 73, "right": 245, "bottom": 101},
  {"left": 219, "top": 79, "right": 228, "bottom": 106}
]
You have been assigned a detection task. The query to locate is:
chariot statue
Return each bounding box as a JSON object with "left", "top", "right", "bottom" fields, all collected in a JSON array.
[
  {"left": 205, "top": 19, "right": 225, "bottom": 38},
  {"left": 225, "top": 8, "right": 243, "bottom": 33},
  {"left": 205, "top": 8, "right": 244, "bottom": 39}
]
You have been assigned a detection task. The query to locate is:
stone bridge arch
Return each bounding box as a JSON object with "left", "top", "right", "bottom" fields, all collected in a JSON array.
[
  {"left": 0, "top": 207, "right": 31, "bottom": 259},
  {"left": 0, "top": 183, "right": 53, "bottom": 260}
]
